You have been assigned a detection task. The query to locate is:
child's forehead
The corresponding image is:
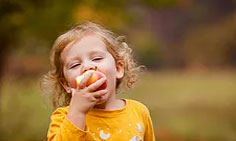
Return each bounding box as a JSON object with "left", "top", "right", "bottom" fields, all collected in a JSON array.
[
  {"left": 60, "top": 34, "right": 109, "bottom": 61},
  {"left": 70, "top": 34, "right": 107, "bottom": 51}
]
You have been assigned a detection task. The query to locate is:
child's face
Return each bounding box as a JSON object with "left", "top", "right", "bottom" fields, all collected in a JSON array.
[{"left": 60, "top": 34, "right": 124, "bottom": 100}]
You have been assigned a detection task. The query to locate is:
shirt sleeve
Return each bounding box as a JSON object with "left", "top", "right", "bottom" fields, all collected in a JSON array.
[
  {"left": 47, "top": 107, "right": 93, "bottom": 141},
  {"left": 143, "top": 107, "right": 156, "bottom": 141}
]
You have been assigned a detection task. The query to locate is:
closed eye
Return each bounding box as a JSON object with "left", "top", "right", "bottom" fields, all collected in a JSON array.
[
  {"left": 92, "top": 57, "right": 103, "bottom": 61},
  {"left": 70, "top": 63, "right": 81, "bottom": 69}
]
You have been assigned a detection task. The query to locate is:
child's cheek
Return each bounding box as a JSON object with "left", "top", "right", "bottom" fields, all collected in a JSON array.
[{"left": 64, "top": 71, "right": 78, "bottom": 88}]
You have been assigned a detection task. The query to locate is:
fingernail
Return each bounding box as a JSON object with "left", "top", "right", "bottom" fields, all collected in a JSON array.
[{"left": 71, "top": 88, "right": 75, "bottom": 94}]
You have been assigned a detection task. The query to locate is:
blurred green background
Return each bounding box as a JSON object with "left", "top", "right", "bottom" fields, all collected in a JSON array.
[{"left": 1, "top": 0, "right": 236, "bottom": 140}]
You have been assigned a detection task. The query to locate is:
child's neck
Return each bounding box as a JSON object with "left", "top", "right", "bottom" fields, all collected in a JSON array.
[{"left": 93, "top": 94, "right": 125, "bottom": 110}]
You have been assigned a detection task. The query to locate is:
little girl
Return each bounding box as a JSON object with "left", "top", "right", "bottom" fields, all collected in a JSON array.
[{"left": 42, "top": 22, "right": 155, "bottom": 141}]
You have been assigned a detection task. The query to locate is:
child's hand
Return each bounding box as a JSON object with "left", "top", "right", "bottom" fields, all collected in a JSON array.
[
  {"left": 68, "top": 71, "right": 107, "bottom": 116},
  {"left": 67, "top": 71, "right": 107, "bottom": 130}
]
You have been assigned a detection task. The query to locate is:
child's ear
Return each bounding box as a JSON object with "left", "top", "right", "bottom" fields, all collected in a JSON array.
[
  {"left": 116, "top": 60, "right": 125, "bottom": 79},
  {"left": 59, "top": 78, "right": 72, "bottom": 94}
]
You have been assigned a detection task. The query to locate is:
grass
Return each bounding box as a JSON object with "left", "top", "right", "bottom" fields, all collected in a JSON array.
[{"left": 1, "top": 70, "right": 236, "bottom": 140}]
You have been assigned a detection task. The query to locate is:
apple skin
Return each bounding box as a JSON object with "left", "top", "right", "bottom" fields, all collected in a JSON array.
[{"left": 75, "top": 70, "right": 107, "bottom": 90}]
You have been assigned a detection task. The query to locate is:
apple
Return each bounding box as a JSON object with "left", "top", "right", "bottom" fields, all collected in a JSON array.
[{"left": 75, "top": 70, "right": 107, "bottom": 90}]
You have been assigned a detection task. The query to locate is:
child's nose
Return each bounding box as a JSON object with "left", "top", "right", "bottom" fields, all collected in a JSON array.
[{"left": 81, "top": 64, "right": 97, "bottom": 73}]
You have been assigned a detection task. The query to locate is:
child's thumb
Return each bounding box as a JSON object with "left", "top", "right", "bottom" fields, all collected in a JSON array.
[{"left": 71, "top": 88, "right": 76, "bottom": 97}]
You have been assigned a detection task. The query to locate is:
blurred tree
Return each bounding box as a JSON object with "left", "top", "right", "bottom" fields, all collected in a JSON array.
[
  {"left": 139, "top": 0, "right": 177, "bottom": 9},
  {"left": 130, "top": 29, "right": 162, "bottom": 69},
  {"left": 183, "top": 12, "right": 236, "bottom": 69},
  {"left": 72, "top": 0, "right": 130, "bottom": 31},
  {"left": 0, "top": 0, "right": 22, "bottom": 97},
  {"left": 0, "top": 0, "right": 77, "bottom": 101},
  {"left": 138, "top": 0, "right": 236, "bottom": 69},
  {"left": 1, "top": 0, "right": 235, "bottom": 81}
]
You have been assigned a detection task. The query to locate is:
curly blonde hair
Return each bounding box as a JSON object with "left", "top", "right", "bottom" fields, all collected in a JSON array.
[{"left": 41, "top": 22, "right": 143, "bottom": 109}]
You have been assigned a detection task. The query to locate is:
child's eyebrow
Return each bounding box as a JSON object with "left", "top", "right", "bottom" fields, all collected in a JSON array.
[{"left": 88, "top": 49, "right": 106, "bottom": 56}]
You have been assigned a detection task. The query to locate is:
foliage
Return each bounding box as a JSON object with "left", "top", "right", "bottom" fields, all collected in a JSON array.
[
  {"left": 139, "top": 0, "right": 177, "bottom": 9},
  {"left": 182, "top": 12, "right": 236, "bottom": 68},
  {"left": 2, "top": 0, "right": 235, "bottom": 70}
]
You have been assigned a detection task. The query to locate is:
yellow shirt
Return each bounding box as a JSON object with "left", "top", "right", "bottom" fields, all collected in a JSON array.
[{"left": 47, "top": 99, "right": 155, "bottom": 141}]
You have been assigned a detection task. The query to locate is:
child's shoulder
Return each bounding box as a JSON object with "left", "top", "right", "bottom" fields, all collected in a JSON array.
[
  {"left": 51, "top": 106, "right": 69, "bottom": 117},
  {"left": 126, "top": 99, "right": 150, "bottom": 114}
]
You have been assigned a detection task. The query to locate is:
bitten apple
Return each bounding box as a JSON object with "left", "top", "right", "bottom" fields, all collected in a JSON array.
[{"left": 75, "top": 70, "right": 107, "bottom": 90}]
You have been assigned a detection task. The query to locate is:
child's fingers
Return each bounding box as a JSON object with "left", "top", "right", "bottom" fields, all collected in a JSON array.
[
  {"left": 87, "top": 77, "right": 106, "bottom": 92},
  {"left": 92, "top": 89, "right": 108, "bottom": 98},
  {"left": 78, "top": 72, "right": 93, "bottom": 89}
]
